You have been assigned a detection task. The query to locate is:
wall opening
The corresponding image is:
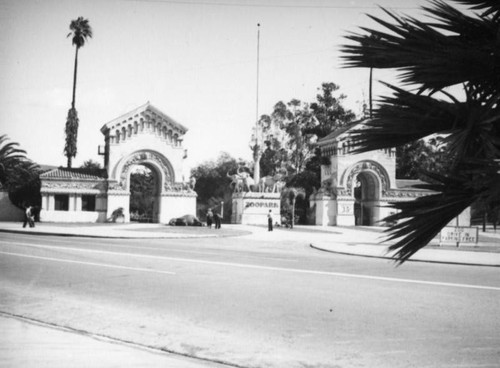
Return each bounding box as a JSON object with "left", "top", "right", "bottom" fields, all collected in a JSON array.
[
  {"left": 354, "top": 171, "right": 380, "bottom": 226},
  {"left": 129, "top": 164, "right": 160, "bottom": 223}
]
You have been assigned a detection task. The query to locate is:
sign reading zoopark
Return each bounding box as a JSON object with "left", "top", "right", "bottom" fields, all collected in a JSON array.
[{"left": 245, "top": 200, "right": 280, "bottom": 209}]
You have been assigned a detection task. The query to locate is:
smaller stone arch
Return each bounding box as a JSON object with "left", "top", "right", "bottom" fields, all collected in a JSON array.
[{"left": 341, "top": 160, "right": 391, "bottom": 196}]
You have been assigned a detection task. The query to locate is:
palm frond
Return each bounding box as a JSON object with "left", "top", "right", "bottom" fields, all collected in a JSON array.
[
  {"left": 384, "top": 162, "right": 500, "bottom": 263},
  {"left": 341, "top": 1, "right": 500, "bottom": 91}
]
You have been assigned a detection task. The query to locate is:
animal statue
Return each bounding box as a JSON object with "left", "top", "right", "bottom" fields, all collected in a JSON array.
[
  {"left": 237, "top": 167, "right": 256, "bottom": 192},
  {"left": 189, "top": 176, "right": 196, "bottom": 190},
  {"left": 227, "top": 172, "right": 244, "bottom": 192},
  {"left": 258, "top": 173, "right": 285, "bottom": 192}
]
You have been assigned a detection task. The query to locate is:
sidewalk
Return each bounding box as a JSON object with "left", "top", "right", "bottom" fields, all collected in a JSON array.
[{"left": 0, "top": 314, "right": 227, "bottom": 368}]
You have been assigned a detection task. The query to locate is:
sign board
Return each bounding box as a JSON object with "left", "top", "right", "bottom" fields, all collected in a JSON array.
[{"left": 440, "top": 226, "right": 479, "bottom": 245}]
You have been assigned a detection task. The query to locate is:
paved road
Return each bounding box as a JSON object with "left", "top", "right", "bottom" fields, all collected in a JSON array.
[{"left": 1, "top": 231, "right": 499, "bottom": 368}]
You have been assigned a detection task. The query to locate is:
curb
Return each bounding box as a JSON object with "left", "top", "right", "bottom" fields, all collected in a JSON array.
[
  {"left": 0, "top": 228, "right": 247, "bottom": 240},
  {"left": 0, "top": 311, "right": 242, "bottom": 368},
  {"left": 310, "top": 244, "right": 500, "bottom": 268}
]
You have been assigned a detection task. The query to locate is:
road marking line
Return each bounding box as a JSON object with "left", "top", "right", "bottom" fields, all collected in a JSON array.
[
  {"left": 2, "top": 242, "right": 500, "bottom": 291},
  {"left": 0, "top": 251, "right": 176, "bottom": 275},
  {"left": 0, "top": 238, "right": 297, "bottom": 262}
]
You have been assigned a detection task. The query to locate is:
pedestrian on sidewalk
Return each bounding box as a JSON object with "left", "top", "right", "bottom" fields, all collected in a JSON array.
[
  {"left": 206, "top": 208, "right": 213, "bottom": 228},
  {"left": 22, "top": 206, "right": 35, "bottom": 228},
  {"left": 214, "top": 212, "right": 221, "bottom": 229},
  {"left": 268, "top": 209, "right": 273, "bottom": 232}
]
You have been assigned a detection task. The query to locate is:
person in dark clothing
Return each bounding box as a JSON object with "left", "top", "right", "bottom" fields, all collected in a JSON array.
[
  {"left": 267, "top": 210, "right": 273, "bottom": 231},
  {"left": 214, "top": 212, "right": 221, "bottom": 229},
  {"left": 206, "top": 208, "right": 214, "bottom": 228}
]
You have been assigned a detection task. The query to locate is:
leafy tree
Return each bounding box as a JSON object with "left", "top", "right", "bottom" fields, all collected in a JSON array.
[
  {"left": 270, "top": 99, "right": 316, "bottom": 175},
  {"left": 81, "top": 159, "right": 102, "bottom": 170},
  {"left": 64, "top": 17, "right": 92, "bottom": 168},
  {"left": 396, "top": 137, "right": 447, "bottom": 180},
  {"left": 307, "top": 82, "right": 356, "bottom": 139},
  {"left": 342, "top": 0, "right": 500, "bottom": 262},
  {"left": 129, "top": 167, "right": 156, "bottom": 221},
  {"left": 191, "top": 153, "right": 246, "bottom": 221}
]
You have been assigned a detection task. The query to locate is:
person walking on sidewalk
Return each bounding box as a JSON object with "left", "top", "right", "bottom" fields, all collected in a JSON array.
[
  {"left": 206, "top": 208, "right": 214, "bottom": 228},
  {"left": 214, "top": 212, "right": 221, "bottom": 229},
  {"left": 268, "top": 210, "right": 273, "bottom": 232},
  {"left": 23, "top": 206, "right": 35, "bottom": 228}
]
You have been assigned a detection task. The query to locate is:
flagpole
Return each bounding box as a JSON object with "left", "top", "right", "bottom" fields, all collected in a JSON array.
[
  {"left": 256, "top": 23, "right": 260, "bottom": 128},
  {"left": 253, "top": 23, "right": 261, "bottom": 183}
]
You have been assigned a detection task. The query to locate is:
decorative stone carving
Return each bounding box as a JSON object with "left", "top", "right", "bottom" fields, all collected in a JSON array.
[
  {"left": 344, "top": 161, "right": 389, "bottom": 196},
  {"left": 118, "top": 150, "right": 173, "bottom": 192}
]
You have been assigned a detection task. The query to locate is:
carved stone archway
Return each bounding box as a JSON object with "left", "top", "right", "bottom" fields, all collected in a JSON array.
[{"left": 117, "top": 150, "right": 175, "bottom": 193}]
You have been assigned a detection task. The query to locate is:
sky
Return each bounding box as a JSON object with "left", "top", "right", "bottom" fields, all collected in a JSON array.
[{"left": 0, "top": 0, "right": 433, "bottom": 170}]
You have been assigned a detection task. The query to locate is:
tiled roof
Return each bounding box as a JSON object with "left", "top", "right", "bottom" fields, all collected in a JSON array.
[
  {"left": 101, "top": 102, "right": 188, "bottom": 134},
  {"left": 40, "top": 168, "right": 107, "bottom": 180}
]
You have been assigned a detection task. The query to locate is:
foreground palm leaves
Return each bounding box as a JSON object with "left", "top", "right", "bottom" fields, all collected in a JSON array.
[{"left": 341, "top": 0, "right": 500, "bottom": 262}]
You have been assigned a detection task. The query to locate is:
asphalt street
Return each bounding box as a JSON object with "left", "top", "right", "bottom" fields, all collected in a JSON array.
[{"left": 1, "top": 231, "right": 499, "bottom": 368}]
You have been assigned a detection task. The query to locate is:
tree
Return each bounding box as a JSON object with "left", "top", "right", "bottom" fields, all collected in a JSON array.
[
  {"left": 396, "top": 137, "right": 447, "bottom": 180},
  {"left": 64, "top": 17, "right": 92, "bottom": 168},
  {"left": 191, "top": 153, "right": 246, "bottom": 221},
  {"left": 80, "top": 159, "right": 102, "bottom": 170},
  {"left": 307, "top": 82, "right": 356, "bottom": 139},
  {"left": 0, "top": 135, "right": 41, "bottom": 209},
  {"left": 342, "top": 0, "right": 500, "bottom": 262}
]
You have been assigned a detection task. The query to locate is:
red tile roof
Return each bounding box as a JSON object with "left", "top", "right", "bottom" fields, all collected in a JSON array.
[{"left": 40, "top": 168, "right": 107, "bottom": 180}]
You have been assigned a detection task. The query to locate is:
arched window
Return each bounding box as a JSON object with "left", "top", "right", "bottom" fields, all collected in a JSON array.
[
  {"left": 134, "top": 121, "right": 138, "bottom": 134},
  {"left": 121, "top": 127, "right": 127, "bottom": 141},
  {"left": 115, "top": 130, "right": 120, "bottom": 143}
]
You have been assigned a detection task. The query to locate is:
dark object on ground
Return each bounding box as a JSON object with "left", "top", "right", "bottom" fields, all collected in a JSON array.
[{"left": 169, "top": 214, "right": 203, "bottom": 226}]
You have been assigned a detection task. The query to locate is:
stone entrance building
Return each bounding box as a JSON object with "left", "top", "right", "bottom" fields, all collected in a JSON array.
[
  {"left": 310, "top": 120, "right": 428, "bottom": 226},
  {"left": 40, "top": 103, "right": 196, "bottom": 223}
]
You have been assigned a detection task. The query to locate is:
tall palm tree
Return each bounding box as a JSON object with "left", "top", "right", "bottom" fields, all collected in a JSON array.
[
  {"left": 64, "top": 17, "right": 92, "bottom": 168},
  {"left": 341, "top": 0, "right": 500, "bottom": 262}
]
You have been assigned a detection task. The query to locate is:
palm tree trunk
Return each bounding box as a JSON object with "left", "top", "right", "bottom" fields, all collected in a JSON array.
[
  {"left": 71, "top": 46, "right": 79, "bottom": 109},
  {"left": 67, "top": 156, "right": 72, "bottom": 169}
]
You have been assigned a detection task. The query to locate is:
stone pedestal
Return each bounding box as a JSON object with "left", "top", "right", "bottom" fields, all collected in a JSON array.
[{"left": 231, "top": 192, "right": 280, "bottom": 225}]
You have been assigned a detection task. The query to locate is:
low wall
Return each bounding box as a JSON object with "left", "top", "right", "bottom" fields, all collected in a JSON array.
[
  {"left": 231, "top": 192, "right": 280, "bottom": 225},
  {"left": 40, "top": 210, "right": 107, "bottom": 223}
]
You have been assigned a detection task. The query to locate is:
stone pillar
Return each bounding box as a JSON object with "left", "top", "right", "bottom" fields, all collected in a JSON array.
[
  {"left": 310, "top": 193, "right": 337, "bottom": 226},
  {"left": 75, "top": 195, "right": 82, "bottom": 211}
]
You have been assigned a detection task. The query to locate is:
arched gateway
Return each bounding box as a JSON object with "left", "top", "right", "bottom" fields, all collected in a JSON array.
[
  {"left": 40, "top": 103, "right": 196, "bottom": 223},
  {"left": 310, "top": 120, "right": 428, "bottom": 227}
]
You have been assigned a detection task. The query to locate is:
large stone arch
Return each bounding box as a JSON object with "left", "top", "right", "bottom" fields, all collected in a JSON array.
[{"left": 114, "top": 149, "right": 175, "bottom": 193}]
